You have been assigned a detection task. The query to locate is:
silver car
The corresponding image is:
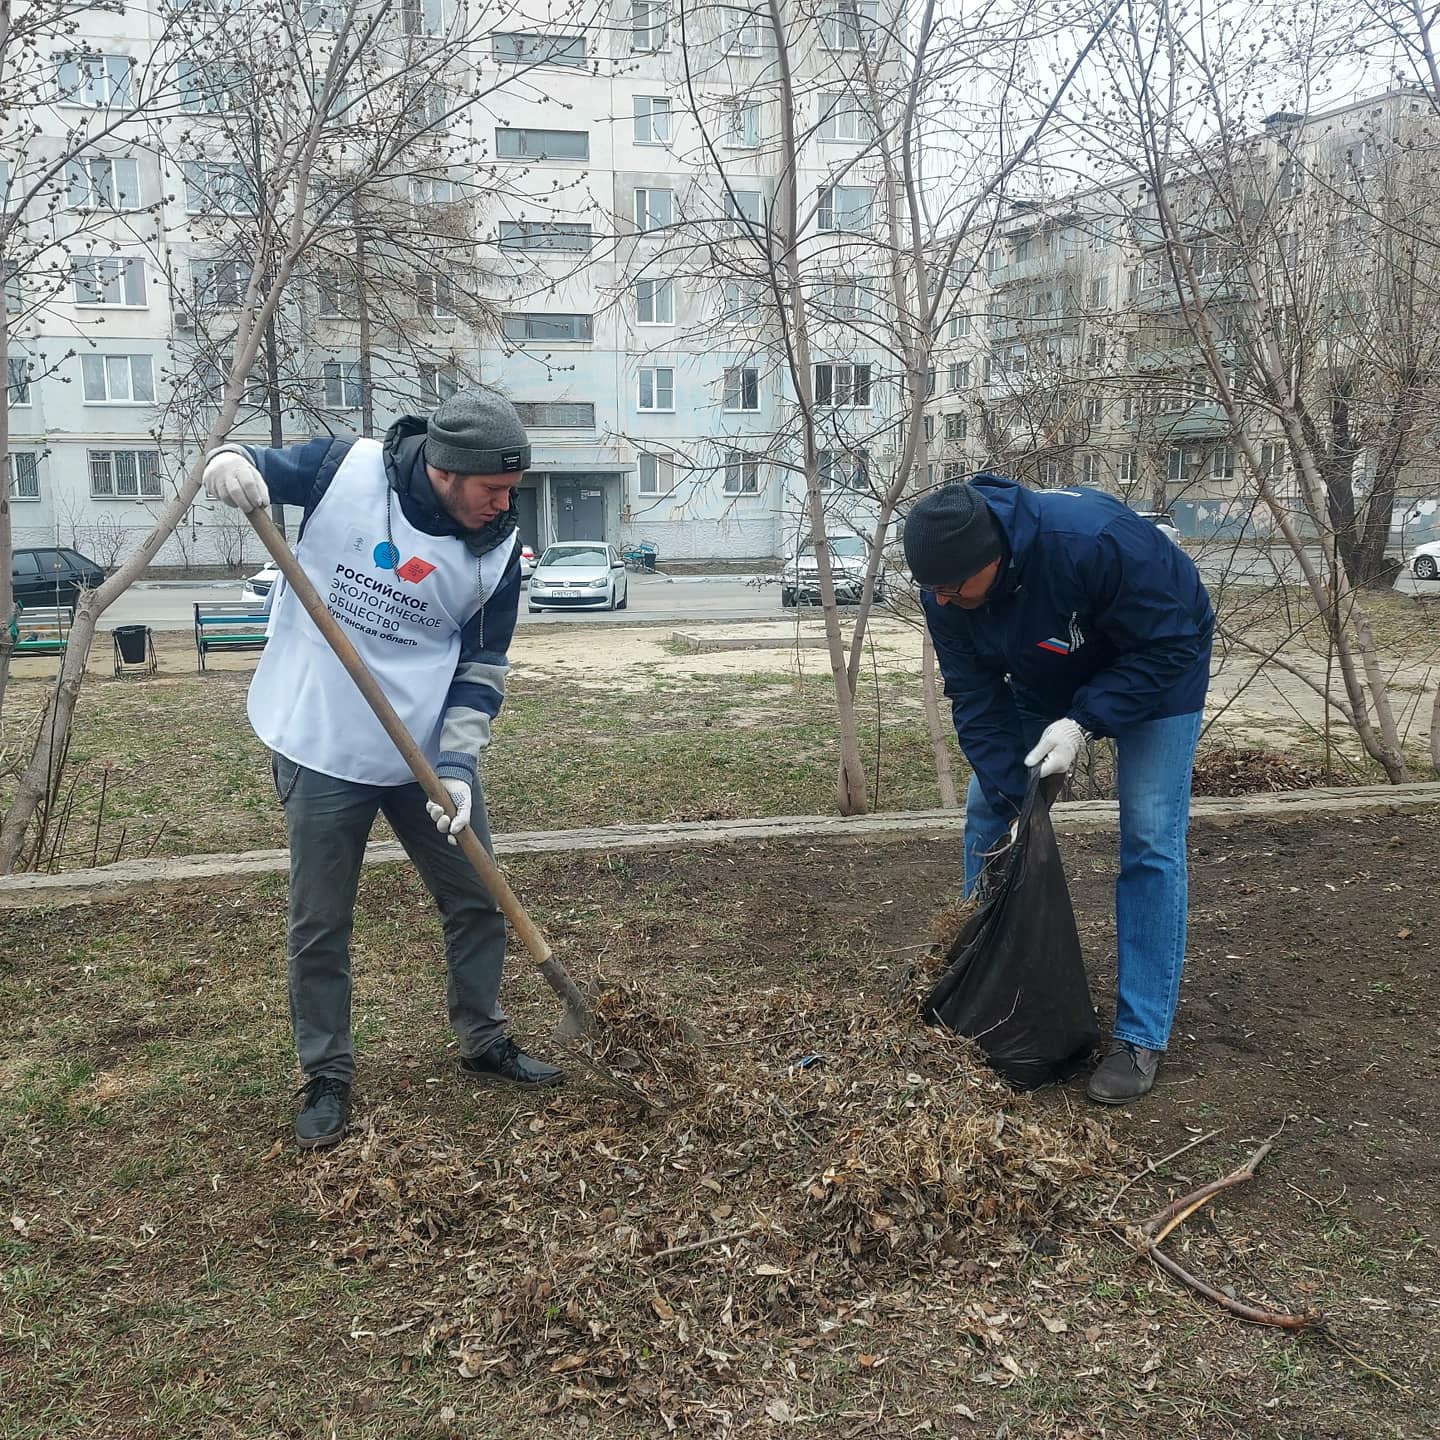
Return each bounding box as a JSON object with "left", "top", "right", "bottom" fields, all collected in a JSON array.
[
  {"left": 527, "top": 541, "right": 630, "bottom": 613},
  {"left": 781, "top": 534, "right": 885, "bottom": 607}
]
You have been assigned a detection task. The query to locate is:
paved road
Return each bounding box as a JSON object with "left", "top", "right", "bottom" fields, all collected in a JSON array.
[
  {"left": 95, "top": 547, "right": 1435, "bottom": 631},
  {"left": 100, "top": 571, "right": 789, "bottom": 632}
]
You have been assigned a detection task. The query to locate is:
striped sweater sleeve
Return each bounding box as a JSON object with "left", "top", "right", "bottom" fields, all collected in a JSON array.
[{"left": 435, "top": 550, "right": 521, "bottom": 786}]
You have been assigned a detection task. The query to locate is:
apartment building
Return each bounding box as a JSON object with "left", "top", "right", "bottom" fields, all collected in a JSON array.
[
  {"left": 925, "top": 87, "right": 1440, "bottom": 543},
  {"left": 3, "top": 0, "right": 905, "bottom": 568}
]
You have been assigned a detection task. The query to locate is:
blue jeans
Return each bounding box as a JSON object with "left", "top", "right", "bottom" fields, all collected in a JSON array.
[
  {"left": 272, "top": 754, "right": 509, "bottom": 1081},
  {"left": 963, "top": 711, "right": 1203, "bottom": 1052}
]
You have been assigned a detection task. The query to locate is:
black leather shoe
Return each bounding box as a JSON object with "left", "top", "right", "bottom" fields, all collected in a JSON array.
[
  {"left": 295, "top": 1075, "right": 351, "bottom": 1149},
  {"left": 1087, "top": 1041, "right": 1161, "bottom": 1105},
  {"left": 460, "top": 1036, "right": 566, "bottom": 1089}
]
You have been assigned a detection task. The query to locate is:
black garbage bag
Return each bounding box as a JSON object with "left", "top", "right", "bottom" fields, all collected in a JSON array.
[{"left": 923, "top": 771, "right": 1098, "bottom": 1089}]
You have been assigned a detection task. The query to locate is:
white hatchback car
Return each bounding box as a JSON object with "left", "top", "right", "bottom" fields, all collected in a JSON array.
[
  {"left": 242, "top": 561, "right": 279, "bottom": 604},
  {"left": 527, "top": 541, "right": 629, "bottom": 613},
  {"left": 1409, "top": 539, "right": 1440, "bottom": 581}
]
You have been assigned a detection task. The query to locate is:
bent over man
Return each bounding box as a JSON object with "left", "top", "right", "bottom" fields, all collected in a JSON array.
[
  {"left": 204, "top": 388, "right": 563, "bottom": 1149},
  {"left": 904, "top": 476, "right": 1213, "bottom": 1104}
]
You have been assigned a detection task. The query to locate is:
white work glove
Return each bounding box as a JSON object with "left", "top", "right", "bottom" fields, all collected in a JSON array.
[
  {"left": 426, "top": 778, "right": 472, "bottom": 845},
  {"left": 203, "top": 447, "right": 269, "bottom": 512},
  {"left": 1023, "top": 718, "right": 1090, "bottom": 780}
]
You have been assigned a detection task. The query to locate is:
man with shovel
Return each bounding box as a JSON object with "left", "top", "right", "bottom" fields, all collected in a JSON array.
[
  {"left": 904, "top": 475, "right": 1213, "bottom": 1105},
  {"left": 203, "top": 389, "right": 564, "bottom": 1150}
]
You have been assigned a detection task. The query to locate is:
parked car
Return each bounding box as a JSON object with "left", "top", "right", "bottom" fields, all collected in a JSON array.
[
  {"left": 519, "top": 543, "right": 537, "bottom": 582},
  {"left": 10, "top": 546, "right": 106, "bottom": 610},
  {"left": 242, "top": 560, "right": 280, "bottom": 604},
  {"left": 781, "top": 534, "right": 885, "bottom": 607},
  {"left": 1137, "top": 510, "right": 1182, "bottom": 542},
  {"left": 1410, "top": 539, "right": 1440, "bottom": 581},
  {"left": 527, "top": 541, "right": 629, "bottom": 612}
]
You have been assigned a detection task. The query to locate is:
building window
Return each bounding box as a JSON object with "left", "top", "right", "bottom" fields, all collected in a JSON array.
[
  {"left": 503, "top": 312, "right": 593, "bottom": 342},
  {"left": 514, "top": 401, "right": 595, "bottom": 428},
  {"left": 403, "top": 83, "right": 448, "bottom": 129},
  {"left": 7, "top": 451, "right": 39, "bottom": 500},
  {"left": 410, "top": 176, "right": 457, "bottom": 209},
  {"left": 726, "top": 102, "right": 761, "bottom": 148},
  {"left": 1079, "top": 452, "right": 1103, "bottom": 486},
  {"left": 813, "top": 361, "right": 871, "bottom": 407},
  {"left": 175, "top": 60, "right": 245, "bottom": 113},
  {"left": 818, "top": 92, "right": 873, "bottom": 142},
  {"left": 637, "top": 365, "right": 675, "bottom": 411},
  {"left": 8, "top": 355, "right": 31, "bottom": 406},
  {"left": 401, "top": 0, "right": 445, "bottom": 36},
  {"left": 817, "top": 184, "right": 872, "bottom": 232},
  {"left": 416, "top": 272, "right": 456, "bottom": 319},
  {"left": 818, "top": 448, "right": 868, "bottom": 490},
  {"left": 721, "top": 282, "right": 762, "bottom": 323},
  {"left": 634, "top": 96, "right": 672, "bottom": 145},
  {"left": 1040, "top": 460, "right": 1061, "bottom": 486},
  {"left": 724, "top": 365, "right": 760, "bottom": 411},
  {"left": 1121, "top": 394, "right": 1137, "bottom": 421},
  {"left": 725, "top": 188, "right": 763, "bottom": 225},
  {"left": 316, "top": 270, "right": 352, "bottom": 317},
  {"left": 1085, "top": 334, "right": 1107, "bottom": 368},
  {"left": 980, "top": 356, "right": 992, "bottom": 385},
  {"left": 638, "top": 451, "right": 674, "bottom": 495},
  {"left": 723, "top": 449, "right": 760, "bottom": 494},
  {"left": 1087, "top": 276, "right": 1109, "bottom": 308},
  {"left": 636, "top": 278, "right": 674, "bottom": 325},
  {"left": 494, "top": 127, "right": 589, "bottom": 160},
  {"left": 320, "top": 360, "right": 362, "bottom": 409},
  {"left": 1117, "top": 450, "right": 1136, "bottom": 485},
  {"left": 1167, "top": 445, "right": 1200, "bottom": 483},
  {"left": 72, "top": 256, "right": 147, "bottom": 307},
  {"left": 926, "top": 366, "right": 936, "bottom": 397},
  {"left": 944, "top": 412, "right": 966, "bottom": 441},
  {"left": 65, "top": 155, "right": 140, "bottom": 210},
  {"left": 301, "top": 1, "right": 338, "bottom": 31},
  {"left": 632, "top": 0, "right": 667, "bottom": 50},
  {"left": 923, "top": 415, "right": 935, "bottom": 441},
  {"left": 722, "top": 5, "right": 764, "bottom": 53},
  {"left": 183, "top": 160, "right": 254, "bottom": 215},
  {"left": 418, "top": 363, "right": 460, "bottom": 408},
  {"left": 81, "top": 353, "right": 153, "bottom": 403},
  {"left": 943, "top": 460, "right": 964, "bottom": 482},
  {"left": 498, "top": 221, "right": 592, "bottom": 252},
  {"left": 1084, "top": 396, "right": 1103, "bottom": 423},
  {"left": 635, "top": 186, "right": 673, "bottom": 231},
  {"left": 55, "top": 52, "right": 132, "bottom": 107},
  {"left": 820, "top": 0, "right": 878, "bottom": 50},
  {"left": 491, "top": 32, "right": 586, "bottom": 66},
  {"left": 88, "top": 448, "right": 162, "bottom": 498},
  {"left": 949, "top": 360, "right": 970, "bottom": 389},
  {"left": 948, "top": 313, "right": 970, "bottom": 340},
  {"left": 1211, "top": 445, "right": 1236, "bottom": 482}
]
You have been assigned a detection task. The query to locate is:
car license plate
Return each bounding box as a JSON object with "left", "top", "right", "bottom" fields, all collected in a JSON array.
[{"left": 557, "top": 589, "right": 581, "bottom": 598}]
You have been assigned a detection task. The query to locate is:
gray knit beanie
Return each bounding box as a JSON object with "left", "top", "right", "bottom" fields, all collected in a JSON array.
[
  {"left": 426, "top": 387, "right": 531, "bottom": 475},
  {"left": 902, "top": 482, "right": 1003, "bottom": 586}
]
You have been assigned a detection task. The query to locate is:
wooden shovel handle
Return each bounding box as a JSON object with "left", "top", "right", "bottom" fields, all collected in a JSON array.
[{"left": 245, "top": 506, "right": 554, "bottom": 966}]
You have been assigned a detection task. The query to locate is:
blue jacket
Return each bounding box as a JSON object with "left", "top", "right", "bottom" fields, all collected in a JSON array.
[{"left": 925, "top": 475, "right": 1213, "bottom": 814}]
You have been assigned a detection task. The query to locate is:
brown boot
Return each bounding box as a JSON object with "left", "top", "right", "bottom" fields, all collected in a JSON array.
[{"left": 1087, "top": 1040, "right": 1160, "bottom": 1105}]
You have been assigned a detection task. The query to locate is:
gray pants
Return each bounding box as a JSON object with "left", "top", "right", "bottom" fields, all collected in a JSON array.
[{"left": 272, "top": 753, "right": 508, "bottom": 1081}]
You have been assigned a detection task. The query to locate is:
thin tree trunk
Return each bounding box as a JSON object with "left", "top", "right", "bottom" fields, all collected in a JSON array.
[
  {"left": 1430, "top": 671, "right": 1440, "bottom": 778},
  {"left": 355, "top": 212, "right": 374, "bottom": 439},
  {"left": 921, "top": 627, "right": 959, "bottom": 807},
  {"left": 766, "top": 0, "right": 867, "bottom": 814},
  {"left": 0, "top": 249, "right": 15, "bottom": 713}
]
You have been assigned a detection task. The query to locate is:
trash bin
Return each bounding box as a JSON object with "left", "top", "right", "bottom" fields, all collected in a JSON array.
[{"left": 115, "top": 625, "right": 149, "bottom": 665}]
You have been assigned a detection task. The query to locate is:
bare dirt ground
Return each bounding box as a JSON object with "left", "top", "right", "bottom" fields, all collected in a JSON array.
[{"left": 1, "top": 811, "right": 1435, "bottom": 1438}]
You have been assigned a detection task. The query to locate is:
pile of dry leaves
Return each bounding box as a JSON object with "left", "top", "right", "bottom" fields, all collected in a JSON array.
[
  {"left": 297, "top": 982, "right": 1124, "bottom": 1426},
  {"left": 1190, "top": 746, "right": 1338, "bottom": 797}
]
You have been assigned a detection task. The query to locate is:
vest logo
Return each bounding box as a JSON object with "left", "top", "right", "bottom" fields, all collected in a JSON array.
[
  {"left": 395, "top": 556, "right": 437, "bottom": 584},
  {"left": 1038, "top": 612, "right": 1086, "bottom": 656}
]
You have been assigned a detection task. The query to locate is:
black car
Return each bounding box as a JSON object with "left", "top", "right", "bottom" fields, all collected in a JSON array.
[{"left": 11, "top": 546, "right": 107, "bottom": 610}]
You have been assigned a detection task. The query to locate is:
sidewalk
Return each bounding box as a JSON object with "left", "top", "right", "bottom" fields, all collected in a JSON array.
[{"left": 2, "top": 781, "right": 1434, "bottom": 910}]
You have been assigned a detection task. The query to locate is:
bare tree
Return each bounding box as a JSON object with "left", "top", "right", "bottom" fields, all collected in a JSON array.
[{"left": 0, "top": 0, "right": 596, "bottom": 870}]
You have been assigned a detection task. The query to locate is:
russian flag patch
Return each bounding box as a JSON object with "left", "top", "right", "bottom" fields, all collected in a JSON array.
[{"left": 1037, "top": 637, "right": 1071, "bottom": 655}]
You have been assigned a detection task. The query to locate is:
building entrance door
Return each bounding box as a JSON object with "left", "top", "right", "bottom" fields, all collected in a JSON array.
[{"left": 556, "top": 481, "right": 606, "bottom": 540}]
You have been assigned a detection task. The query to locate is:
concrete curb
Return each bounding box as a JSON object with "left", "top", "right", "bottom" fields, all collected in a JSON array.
[{"left": 1, "top": 782, "right": 1435, "bottom": 912}]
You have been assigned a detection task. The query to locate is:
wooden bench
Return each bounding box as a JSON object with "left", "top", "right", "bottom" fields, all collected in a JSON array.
[
  {"left": 12, "top": 605, "right": 74, "bottom": 657},
  {"left": 194, "top": 601, "right": 268, "bottom": 672}
]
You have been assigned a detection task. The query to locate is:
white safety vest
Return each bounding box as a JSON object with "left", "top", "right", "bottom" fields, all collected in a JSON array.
[{"left": 248, "top": 439, "right": 516, "bottom": 784}]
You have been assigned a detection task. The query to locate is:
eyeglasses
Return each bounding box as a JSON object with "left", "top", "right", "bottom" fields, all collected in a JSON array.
[{"left": 919, "top": 583, "right": 968, "bottom": 599}]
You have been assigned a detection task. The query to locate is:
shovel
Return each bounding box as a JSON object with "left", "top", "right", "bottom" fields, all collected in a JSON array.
[{"left": 245, "top": 506, "right": 593, "bottom": 1038}]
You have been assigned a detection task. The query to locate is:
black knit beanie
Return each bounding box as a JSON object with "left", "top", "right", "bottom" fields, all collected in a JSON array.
[
  {"left": 902, "top": 482, "right": 1003, "bottom": 586},
  {"left": 426, "top": 387, "right": 531, "bottom": 475}
]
